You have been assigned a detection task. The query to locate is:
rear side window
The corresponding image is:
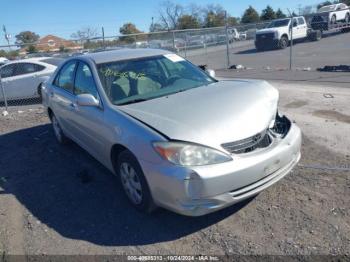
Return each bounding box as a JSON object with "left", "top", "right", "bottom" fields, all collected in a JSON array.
[
  {"left": 16, "top": 63, "right": 45, "bottom": 76},
  {"left": 297, "top": 18, "right": 305, "bottom": 25},
  {"left": 54, "top": 61, "right": 77, "bottom": 92},
  {"left": 0, "top": 64, "right": 16, "bottom": 78},
  {"left": 74, "top": 63, "right": 98, "bottom": 98}
]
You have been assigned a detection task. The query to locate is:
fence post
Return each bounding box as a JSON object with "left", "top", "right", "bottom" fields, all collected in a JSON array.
[
  {"left": 287, "top": 9, "right": 294, "bottom": 70},
  {"left": 184, "top": 32, "right": 187, "bottom": 58},
  {"left": 102, "top": 27, "right": 105, "bottom": 50},
  {"left": 172, "top": 30, "right": 176, "bottom": 53},
  {"left": 204, "top": 32, "right": 208, "bottom": 66},
  {"left": 225, "top": 11, "right": 230, "bottom": 69},
  {"left": 0, "top": 73, "right": 8, "bottom": 115}
]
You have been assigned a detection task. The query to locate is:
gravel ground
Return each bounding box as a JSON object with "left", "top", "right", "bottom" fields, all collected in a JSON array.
[{"left": 0, "top": 81, "right": 349, "bottom": 257}]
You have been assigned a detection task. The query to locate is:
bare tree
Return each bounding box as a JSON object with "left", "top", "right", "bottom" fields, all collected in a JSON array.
[
  {"left": 187, "top": 3, "right": 203, "bottom": 24},
  {"left": 71, "top": 27, "right": 98, "bottom": 42},
  {"left": 158, "top": 1, "right": 184, "bottom": 30}
]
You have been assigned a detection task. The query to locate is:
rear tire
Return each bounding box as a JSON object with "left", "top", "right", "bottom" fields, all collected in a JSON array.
[
  {"left": 51, "top": 113, "right": 70, "bottom": 145},
  {"left": 117, "top": 150, "right": 156, "bottom": 213},
  {"left": 279, "top": 36, "right": 288, "bottom": 49}
]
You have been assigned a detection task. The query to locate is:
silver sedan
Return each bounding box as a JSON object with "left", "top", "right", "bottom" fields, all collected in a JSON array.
[{"left": 42, "top": 49, "right": 301, "bottom": 216}]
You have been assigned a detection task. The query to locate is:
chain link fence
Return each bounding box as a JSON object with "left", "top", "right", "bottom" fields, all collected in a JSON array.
[{"left": 1, "top": 15, "right": 350, "bottom": 116}]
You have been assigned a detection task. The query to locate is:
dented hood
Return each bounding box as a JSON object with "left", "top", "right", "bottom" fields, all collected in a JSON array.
[{"left": 118, "top": 80, "right": 279, "bottom": 150}]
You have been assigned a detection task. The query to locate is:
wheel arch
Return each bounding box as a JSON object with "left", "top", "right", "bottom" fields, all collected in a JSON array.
[
  {"left": 281, "top": 33, "right": 289, "bottom": 40},
  {"left": 47, "top": 107, "right": 53, "bottom": 120},
  {"left": 110, "top": 143, "right": 129, "bottom": 173}
]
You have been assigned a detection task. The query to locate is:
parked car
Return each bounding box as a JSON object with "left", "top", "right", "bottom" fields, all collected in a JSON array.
[
  {"left": 255, "top": 17, "right": 320, "bottom": 51},
  {"left": 216, "top": 28, "right": 240, "bottom": 44},
  {"left": 0, "top": 57, "right": 61, "bottom": 101},
  {"left": 239, "top": 31, "right": 247, "bottom": 41},
  {"left": 0, "top": 57, "right": 9, "bottom": 66},
  {"left": 42, "top": 49, "right": 301, "bottom": 216}
]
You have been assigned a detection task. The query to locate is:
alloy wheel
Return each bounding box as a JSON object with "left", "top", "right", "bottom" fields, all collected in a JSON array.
[{"left": 120, "top": 162, "right": 143, "bottom": 205}]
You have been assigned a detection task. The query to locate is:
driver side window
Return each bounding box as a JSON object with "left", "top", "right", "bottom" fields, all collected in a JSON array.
[{"left": 74, "top": 63, "right": 98, "bottom": 99}]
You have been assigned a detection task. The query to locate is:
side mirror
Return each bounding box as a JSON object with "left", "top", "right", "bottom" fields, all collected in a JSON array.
[
  {"left": 76, "top": 94, "right": 100, "bottom": 107},
  {"left": 206, "top": 69, "right": 216, "bottom": 78}
]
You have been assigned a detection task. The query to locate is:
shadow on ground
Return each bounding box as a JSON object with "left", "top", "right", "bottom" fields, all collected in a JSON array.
[{"left": 0, "top": 124, "right": 251, "bottom": 246}]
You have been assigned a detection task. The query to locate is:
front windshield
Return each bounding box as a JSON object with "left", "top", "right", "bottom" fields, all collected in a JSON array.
[
  {"left": 97, "top": 54, "right": 216, "bottom": 105},
  {"left": 318, "top": 5, "right": 336, "bottom": 12},
  {"left": 267, "top": 19, "right": 290, "bottom": 28}
]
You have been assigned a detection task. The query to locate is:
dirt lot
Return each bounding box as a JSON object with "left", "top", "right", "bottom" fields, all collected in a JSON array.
[{"left": 0, "top": 81, "right": 349, "bottom": 257}]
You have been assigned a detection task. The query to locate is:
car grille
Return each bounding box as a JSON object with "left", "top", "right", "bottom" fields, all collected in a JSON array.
[
  {"left": 256, "top": 33, "right": 274, "bottom": 41},
  {"left": 221, "top": 130, "right": 272, "bottom": 154}
]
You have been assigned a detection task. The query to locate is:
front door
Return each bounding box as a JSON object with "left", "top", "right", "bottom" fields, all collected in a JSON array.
[{"left": 70, "top": 62, "right": 108, "bottom": 164}]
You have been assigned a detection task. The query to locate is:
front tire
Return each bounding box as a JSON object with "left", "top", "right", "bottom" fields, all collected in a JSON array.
[
  {"left": 345, "top": 13, "right": 350, "bottom": 24},
  {"left": 117, "top": 150, "right": 156, "bottom": 213},
  {"left": 279, "top": 36, "right": 288, "bottom": 49},
  {"left": 331, "top": 15, "right": 336, "bottom": 24}
]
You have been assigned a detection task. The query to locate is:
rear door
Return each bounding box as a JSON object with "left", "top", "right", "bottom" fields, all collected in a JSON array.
[
  {"left": 49, "top": 60, "right": 78, "bottom": 138},
  {"left": 0, "top": 63, "right": 17, "bottom": 100},
  {"left": 10, "top": 62, "right": 46, "bottom": 99},
  {"left": 296, "top": 17, "right": 308, "bottom": 38}
]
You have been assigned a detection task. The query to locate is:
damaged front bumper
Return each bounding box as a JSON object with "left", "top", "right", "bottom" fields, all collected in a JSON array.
[{"left": 141, "top": 117, "right": 302, "bottom": 216}]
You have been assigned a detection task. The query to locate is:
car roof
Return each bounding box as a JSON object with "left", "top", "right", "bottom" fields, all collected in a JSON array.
[
  {"left": 5, "top": 57, "right": 52, "bottom": 64},
  {"left": 83, "top": 48, "right": 171, "bottom": 64}
]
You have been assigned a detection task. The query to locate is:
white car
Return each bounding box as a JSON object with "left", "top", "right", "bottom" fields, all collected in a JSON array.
[
  {"left": 0, "top": 57, "right": 9, "bottom": 67},
  {"left": 317, "top": 3, "right": 350, "bottom": 24},
  {"left": 0, "top": 57, "right": 61, "bottom": 101}
]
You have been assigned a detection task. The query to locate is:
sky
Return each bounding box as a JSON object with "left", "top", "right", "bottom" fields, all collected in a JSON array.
[{"left": 1, "top": 0, "right": 322, "bottom": 46}]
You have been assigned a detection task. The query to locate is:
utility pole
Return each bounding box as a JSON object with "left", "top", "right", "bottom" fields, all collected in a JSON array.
[
  {"left": 151, "top": 17, "right": 154, "bottom": 31},
  {"left": 2, "top": 25, "right": 11, "bottom": 50},
  {"left": 224, "top": 11, "right": 230, "bottom": 69}
]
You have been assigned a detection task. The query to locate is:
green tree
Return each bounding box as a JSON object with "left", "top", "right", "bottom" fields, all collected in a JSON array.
[
  {"left": 178, "top": 15, "right": 200, "bottom": 29},
  {"left": 241, "top": 6, "right": 260, "bottom": 24},
  {"left": 203, "top": 4, "right": 226, "bottom": 27},
  {"left": 26, "top": 45, "right": 37, "bottom": 54},
  {"left": 276, "top": 8, "right": 287, "bottom": 19},
  {"left": 260, "top": 5, "right": 276, "bottom": 21},
  {"left": 119, "top": 23, "right": 143, "bottom": 43},
  {"left": 15, "top": 31, "right": 40, "bottom": 47},
  {"left": 227, "top": 16, "right": 240, "bottom": 26}
]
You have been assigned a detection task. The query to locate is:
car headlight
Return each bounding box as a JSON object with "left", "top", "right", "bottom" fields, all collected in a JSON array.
[{"left": 153, "top": 141, "right": 232, "bottom": 166}]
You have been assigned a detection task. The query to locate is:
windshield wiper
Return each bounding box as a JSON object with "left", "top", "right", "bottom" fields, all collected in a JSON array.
[{"left": 117, "top": 98, "right": 147, "bottom": 106}]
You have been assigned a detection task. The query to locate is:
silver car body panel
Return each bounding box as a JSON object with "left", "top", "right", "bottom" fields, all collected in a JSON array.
[
  {"left": 119, "top": 79, "right": 279, "bottom": 152},
  {"left": 42, "top": 48, "right": 301, "bottom": 216}
]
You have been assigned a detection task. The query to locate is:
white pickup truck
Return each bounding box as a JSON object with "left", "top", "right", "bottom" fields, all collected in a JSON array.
[{"left": 255, "top": 17, "right": 321, "bottom": 51}]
